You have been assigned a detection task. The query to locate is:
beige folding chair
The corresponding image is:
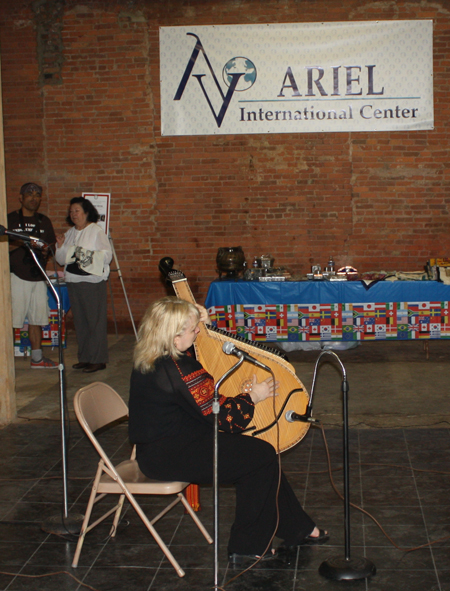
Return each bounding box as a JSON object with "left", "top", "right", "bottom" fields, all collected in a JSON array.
[{"left": 72, "top": 381, "right": 212, "bottom": 577}]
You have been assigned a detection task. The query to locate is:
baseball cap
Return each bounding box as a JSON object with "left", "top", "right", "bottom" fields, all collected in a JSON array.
[{"left": 20, "top": 182, "right": 43, "bottom": 195}]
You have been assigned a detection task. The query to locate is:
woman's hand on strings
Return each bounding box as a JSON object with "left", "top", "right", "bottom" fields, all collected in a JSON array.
[{"left": 249, "top": 375, "right": 279, "bottom": 404}]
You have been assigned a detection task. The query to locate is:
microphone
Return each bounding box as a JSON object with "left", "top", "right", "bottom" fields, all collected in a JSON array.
[
  {"left": 285, "top": 410, "right": 319, "bottom": 424},
  {"left": 0, "top": 224, "right": 46, "bottom": 248},
  {"left": 222, "top": 341, "right": 271, "bottom": 372}
]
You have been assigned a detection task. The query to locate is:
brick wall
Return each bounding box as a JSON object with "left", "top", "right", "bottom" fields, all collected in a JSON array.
[{"left": 1, "top": 0, "right": 449, "bottom": 328}]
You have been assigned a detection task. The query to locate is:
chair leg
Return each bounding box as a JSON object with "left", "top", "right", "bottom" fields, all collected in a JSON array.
[
  {"left": 180, "top": 493, "right": 213, "bottom": 544},
  {"left": 149, "top": 495, "right": 183, "bottom": 525},
  {"left": 72, "top": 464, "right": 103, "bottom": 568},
  {"left": 110, "top": 494, "right": 126, "bottom": 537},
  {"left": 126, "top": 492, "right": 186, "bottom": 577}
]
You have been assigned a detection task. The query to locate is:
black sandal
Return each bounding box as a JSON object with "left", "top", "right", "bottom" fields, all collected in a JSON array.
[
  {"left": 300, "top": 528, "right": 329, "bottom": 545},
  {"left": 279, "top": 528, "right": 329, "bottom": 550}
]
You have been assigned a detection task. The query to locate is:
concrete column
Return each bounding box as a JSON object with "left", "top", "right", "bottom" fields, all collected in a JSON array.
[{"left": 0, "top": 52, "right": 16, "bottom": 424}]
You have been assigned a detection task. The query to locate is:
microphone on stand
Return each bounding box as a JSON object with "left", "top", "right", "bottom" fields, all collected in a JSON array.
[
  {"left": 222, "top": 341, "right": 271, "bottom": 372},
  {"left": 285, "top": 409, "right": 320, "bottom": 424},
  {"left": 0, "top": 224, "right": 46, "bottom": 248},
  {"left": 314, "top": 349, "right": 376, "bottom": 580}
]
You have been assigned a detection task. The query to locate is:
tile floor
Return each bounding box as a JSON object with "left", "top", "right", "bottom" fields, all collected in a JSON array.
[{"left": 0, "top": 416, "right": 449, "bottom": 590}]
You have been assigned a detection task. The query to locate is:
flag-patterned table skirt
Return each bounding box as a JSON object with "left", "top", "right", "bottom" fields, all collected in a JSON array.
[
  {"left": 207, "top": 301, "right": 450, "bottom": 342},
  {"left": 14, "top": 310, "right": 67, "bottom": 356}
]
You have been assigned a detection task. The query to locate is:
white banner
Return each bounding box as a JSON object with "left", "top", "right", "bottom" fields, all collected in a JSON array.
[{"left": 160, "top": 21, "right": 433, "bottom": 136}]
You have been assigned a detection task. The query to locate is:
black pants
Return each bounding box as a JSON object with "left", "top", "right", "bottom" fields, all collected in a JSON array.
[{"left": 137, "top": 432, "right": 315, "bottom": 555}]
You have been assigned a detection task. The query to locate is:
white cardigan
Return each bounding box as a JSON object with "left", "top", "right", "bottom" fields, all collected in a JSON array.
[{"left": 55, "top": 223, "right": 112, "bottom": 283}]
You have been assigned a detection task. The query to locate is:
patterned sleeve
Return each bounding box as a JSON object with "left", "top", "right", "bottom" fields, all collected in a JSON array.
[
  {"left": 179, "top": 363, "right": 255, "bottom": 433},
  {"left": 218, "top": 393, "right": 255, "bottom": 432}
]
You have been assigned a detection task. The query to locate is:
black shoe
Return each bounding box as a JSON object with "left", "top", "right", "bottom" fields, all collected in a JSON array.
[
  {"left": 82, "top": 363, "right": 106, "bottom": 373},
  {"left": 281, "top": 529, "right": 329, "bottom": 550},
  {"left": 301, "top": 529, "right": 329, "bottom": 545},
  {"left": 72, "top": 362, "right": 89, "bottom": 369}
]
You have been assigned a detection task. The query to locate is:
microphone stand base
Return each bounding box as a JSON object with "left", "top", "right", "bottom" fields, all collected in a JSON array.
[
  {"left": 41, "top": 513, "right": 85, "bottom": 536},
  {"left": 319, "top": 555, "right": 376, "bottom": 581}
]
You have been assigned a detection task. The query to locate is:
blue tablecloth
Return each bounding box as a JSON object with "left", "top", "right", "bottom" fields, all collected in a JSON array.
[
  {"left": 204, "top": 279, "right": 450, "bottom": 342},
  {"left": 48, "top": 281, "right": 71, "bottom": 312},
  {"left": 205, "top": 279, "right": 450, "bottom": 307}
]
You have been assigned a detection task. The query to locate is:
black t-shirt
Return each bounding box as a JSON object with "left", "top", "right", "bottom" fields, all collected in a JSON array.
[{"left": 7, "top": 209, "right": 56, "bottom": 282}]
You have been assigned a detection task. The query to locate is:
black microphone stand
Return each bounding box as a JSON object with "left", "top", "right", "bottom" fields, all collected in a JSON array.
[
  {"left": 314, "top": 350, "right": 376, "bottom": 581},
  {"left": 212, "top": 356, "right": 244, "bottom": 590},
  {"left": 22, "top": 243, "right": 83, "bottom": 535}
]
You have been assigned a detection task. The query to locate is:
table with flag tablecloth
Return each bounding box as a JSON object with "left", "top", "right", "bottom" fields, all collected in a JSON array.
[
  {"left": 14, "top": 282, "right": 70, "bottom": 355},
  {"left": 204, "top": 280, "right": 450, "bottom": 342}
]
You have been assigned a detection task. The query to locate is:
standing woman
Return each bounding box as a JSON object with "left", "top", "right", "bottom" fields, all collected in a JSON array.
[{"left": 55, "top": 197, "right": 112, "bottom": 373}]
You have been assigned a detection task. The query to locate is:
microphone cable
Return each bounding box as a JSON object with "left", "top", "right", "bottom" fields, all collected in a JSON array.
[
  {"left": 317, "top": 421, "right": 450, "bottom": 553},
  {"left": 222, "top": 366, "right": 282, "bottom": 587}
]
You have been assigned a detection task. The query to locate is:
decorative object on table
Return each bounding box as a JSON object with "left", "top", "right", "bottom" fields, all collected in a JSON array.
[
  {"left": 244, "top": 267, "right": 264, "bottom": 280},
  {"left": 244, "top": 254, "right": 288, "bottom": 281},
  {"left": 427, "top": 258, "right": 450, "bottom": 282},
  {"left": 250, "top": 253, "right": 275, "bottom": 269},
  {"left": 258, "top": 274, "right": 286, "bottom": 282},
  {"left": 326, "top": 255, "right": 336, "bottom": 276},
  {"left": 260, "top": 253, "right": 274, "bottom": 269},
  {"left": 359, "top": 271, "right": 389, "bottom": 283},
  {"left": 337, "top": 266, "right": 358, "bottom": 280},
  {"left": 358, "top": 271, "right": 391, "bottom": 289},
  {"left": 428, "top": 257, "right": 450, "bottom": 266},
  {"left": 439, "top": 268, "right": 450, "bottom": 285},
  {"left": 308, "top": 258, "right": 335, "bottom": 280},
  {"left": 310, "top": 264, "right": 323, "bottom": 280},
  {"left": 244, "top": 267, "right": 291, "bottom": 281},
  {"left": 388, "top": 270, "right": 428, "bottom": 281},
  {"left": 216, "top": 246, "right": 246, "bottom": 279},
  {"left": 427, "top": 262, "right": 439, "bottom": 281}
]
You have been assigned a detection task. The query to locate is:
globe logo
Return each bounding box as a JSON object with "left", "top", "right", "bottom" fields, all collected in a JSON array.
[{"left": 222, "top": 57, "right": 257, "bottom": 92}]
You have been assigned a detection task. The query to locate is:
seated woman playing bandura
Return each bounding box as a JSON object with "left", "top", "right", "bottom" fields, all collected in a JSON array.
[{"left": 128, "top": 296, "right": 328, "bottom": 564}]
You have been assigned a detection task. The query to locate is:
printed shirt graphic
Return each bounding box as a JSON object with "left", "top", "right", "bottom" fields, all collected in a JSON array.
[
  {"left": 7, "top": 210, "right": 56, "bottom": 282},
  {"left": 65, "top": 245, "right": 105, "bottom": 276}
]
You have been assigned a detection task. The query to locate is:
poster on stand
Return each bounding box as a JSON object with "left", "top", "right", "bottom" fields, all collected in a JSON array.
[{"left": 82, "top": 193, "right": 111, "bottom": 235}]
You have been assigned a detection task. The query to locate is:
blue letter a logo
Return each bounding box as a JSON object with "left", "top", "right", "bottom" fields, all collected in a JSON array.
[{"left": 174, "top": 34, "right": 244, "bottom": 128}]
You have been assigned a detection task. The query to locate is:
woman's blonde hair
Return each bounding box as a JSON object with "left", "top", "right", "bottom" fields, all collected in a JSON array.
[{"left": 133, "top": 296, "right": 200, "bottom": 373}]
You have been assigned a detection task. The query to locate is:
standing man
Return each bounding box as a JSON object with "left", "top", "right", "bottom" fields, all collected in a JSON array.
[{"left": 8, "top": 182, "right": 57, "bottom": 368}]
